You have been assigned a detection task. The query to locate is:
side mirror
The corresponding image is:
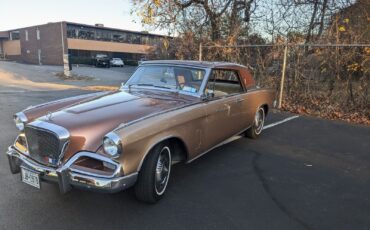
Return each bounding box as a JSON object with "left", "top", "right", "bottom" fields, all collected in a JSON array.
[{"left": 201, "top": 91, "right": 214, "bottom": 101}]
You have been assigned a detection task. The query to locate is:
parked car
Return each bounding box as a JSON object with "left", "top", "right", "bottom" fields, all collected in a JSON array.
[
  {"left": 7, "top": 60, "right": 275, "bottom": 203},
  {"left": 110, "top": 58, "right": 124, "bottom": 67},
  {"left": 92, "top": 54, "right": 110, "bottom": 68}
]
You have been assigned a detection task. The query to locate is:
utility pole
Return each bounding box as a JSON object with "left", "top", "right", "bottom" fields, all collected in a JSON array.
[
  {"left": 199, "top": 43, "right": 202, "bottom": 61},
  {"left": 278, "top": 44, "right": 288, "bottom": 109},
  {"left": 61, "top": 22, "right": 71, "bottom": 77}
]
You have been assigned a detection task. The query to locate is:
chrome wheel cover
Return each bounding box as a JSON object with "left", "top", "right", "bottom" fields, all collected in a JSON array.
[
  {"left": 155, "top": 146, "right": 171, "bottom": 195},
  {"left": 254, "top": 108, "right": 265, "bottom": 135}
]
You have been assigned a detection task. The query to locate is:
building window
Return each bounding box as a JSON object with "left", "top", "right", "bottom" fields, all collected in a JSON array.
[
  {"left": 10, "top": 31, "right": 20, "bottom": 40},
  {"left": 65, "top": 24, "right": 164, "bottom": 46},
  {"left": 79, "top": 29, "right": 95, "bottom": 40},
  {"left": 25, "top": 30, "right": 28, "bottom": 41},
  {"left": 67, "top": 28, "right": 77, "bottom": 38},
  {"left": 36, "top": 29, "right": 40, "bottom": 40}
]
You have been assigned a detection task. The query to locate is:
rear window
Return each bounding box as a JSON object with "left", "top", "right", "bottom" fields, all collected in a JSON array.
[{"left": 206, "top": 69, "right": 244, "bottom": 97}]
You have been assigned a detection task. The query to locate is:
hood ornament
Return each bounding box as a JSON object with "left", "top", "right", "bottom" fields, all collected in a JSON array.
[{"left": 46, "top": 112, "right": 53, "bottom": 121}]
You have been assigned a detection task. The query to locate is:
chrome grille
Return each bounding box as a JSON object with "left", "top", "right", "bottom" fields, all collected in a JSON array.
[{"left": 24, "top": 121, "right": 69, "bottom": 166}]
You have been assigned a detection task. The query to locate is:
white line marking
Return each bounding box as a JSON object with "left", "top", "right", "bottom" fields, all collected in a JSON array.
[
  {"left": 223, "top": 115, "right": 300, "bottom": 145},
  {"left": 263, "top": 115, "right": 299, "bottom": 130}
]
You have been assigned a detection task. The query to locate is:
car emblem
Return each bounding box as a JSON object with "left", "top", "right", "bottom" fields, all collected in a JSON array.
[{"left": 47, "top": 112, "right": 53, "bottom": 120}]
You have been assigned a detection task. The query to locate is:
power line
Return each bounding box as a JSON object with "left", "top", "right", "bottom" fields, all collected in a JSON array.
[{"left": 202, "top": 43, "right": 370, "bottom": 48}]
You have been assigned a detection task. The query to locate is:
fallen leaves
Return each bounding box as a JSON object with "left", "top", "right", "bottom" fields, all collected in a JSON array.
[{"left": 281, "top": 92, "right": 370, "bottom": 126}]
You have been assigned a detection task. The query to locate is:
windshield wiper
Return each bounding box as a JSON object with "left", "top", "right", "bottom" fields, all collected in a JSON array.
[{"left": 128, "top": 83, "right": 172, "bottom": 89}]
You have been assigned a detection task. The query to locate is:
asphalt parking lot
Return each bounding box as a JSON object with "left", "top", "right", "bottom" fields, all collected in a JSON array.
[
  {"left": 0, "top": 63, "right": 369, "bottom": 230},
  {"left": 0, "top": 61, "right": 136, "bottom": 89}
]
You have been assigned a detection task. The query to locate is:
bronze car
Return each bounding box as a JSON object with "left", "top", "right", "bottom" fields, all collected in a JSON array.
[{"left": 7, "top": 60, "right": 275, "bottom": 203}]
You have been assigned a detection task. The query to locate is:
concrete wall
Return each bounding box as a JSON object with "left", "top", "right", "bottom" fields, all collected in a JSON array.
[{"left": 67, "top": 38, "right": 153, "bottom": 54}]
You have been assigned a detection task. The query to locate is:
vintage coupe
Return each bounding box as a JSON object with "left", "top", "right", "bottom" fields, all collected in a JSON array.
[{"left": 7, "top": 60, "right": 275, "bottom": 203}]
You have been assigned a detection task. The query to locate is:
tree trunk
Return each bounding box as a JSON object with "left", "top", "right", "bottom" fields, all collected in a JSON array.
[
  {"left": 317, "top": 0, "right": 329, "bottom": 38},
  {"left": 210, "top": 18, "right": 220, "bottom": 41},
  {"left": 305, "top": 0, "right": 319, "bottom": 44}
]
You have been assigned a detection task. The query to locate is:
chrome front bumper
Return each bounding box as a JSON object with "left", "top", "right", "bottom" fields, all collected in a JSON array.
[{"left": 6, "top": 146, "right": 138, "bottom": 194}]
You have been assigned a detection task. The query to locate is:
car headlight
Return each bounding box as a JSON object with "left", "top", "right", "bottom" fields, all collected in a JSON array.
[
  {"left": 103, "top": 132, "right": 122, "bottom": 158},
  {"left": 13, "top": 112, "right": 28, "bottom": 131}
]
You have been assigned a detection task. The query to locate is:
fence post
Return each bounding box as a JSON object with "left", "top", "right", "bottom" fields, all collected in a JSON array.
[
  {"left": 278, "top": 44, "right": 288, "bottom": 109},
  {"left": 199, "top": 43, "right": 202, "bottom": 61}
]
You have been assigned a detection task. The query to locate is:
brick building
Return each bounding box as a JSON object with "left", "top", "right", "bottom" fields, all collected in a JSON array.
[{"left": 0, "top": 21, "right": 168, "bottom": 65}]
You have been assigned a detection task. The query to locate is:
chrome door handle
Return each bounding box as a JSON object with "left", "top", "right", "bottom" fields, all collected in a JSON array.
[
  {"left": 216, "top": 108, "right": 228, "bottom": 112},
  {"left": 236, "top": 98, "right": 245, "bottom": 103}
]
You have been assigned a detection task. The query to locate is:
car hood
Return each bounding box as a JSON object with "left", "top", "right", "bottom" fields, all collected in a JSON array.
[{"left": 37, "top": 89, "right": 198, "bottom": 158}]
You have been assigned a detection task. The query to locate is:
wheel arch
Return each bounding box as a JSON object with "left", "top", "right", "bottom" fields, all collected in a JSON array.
[
  {"left": 136, "top": 136, "right": 189, "bottom": 172},
  {"left": 261, "top": 104, "right": 269, "bottom": 115}
]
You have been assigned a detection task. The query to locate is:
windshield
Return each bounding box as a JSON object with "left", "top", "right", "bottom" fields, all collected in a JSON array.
[{"left": 126, "top": 65, "right": 206, "bottom": 93}]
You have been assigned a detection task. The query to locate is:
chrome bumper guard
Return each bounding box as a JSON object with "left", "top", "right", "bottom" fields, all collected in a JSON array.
[{"left": 6, "top": 146, "right": 138, "bottom": 194}]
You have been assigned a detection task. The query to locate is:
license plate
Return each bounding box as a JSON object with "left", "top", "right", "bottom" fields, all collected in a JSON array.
[{"left": 21, "top": 167, "right": 40, "bottom": 189}]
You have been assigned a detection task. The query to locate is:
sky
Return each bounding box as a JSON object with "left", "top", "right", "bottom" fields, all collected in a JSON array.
[{"left": 0, "top": 0, "right": 166, "bottom": 35}]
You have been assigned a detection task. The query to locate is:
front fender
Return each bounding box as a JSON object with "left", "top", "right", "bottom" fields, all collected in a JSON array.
[{"left": 116, "top": 103, "right": 206, "bottom": 175}]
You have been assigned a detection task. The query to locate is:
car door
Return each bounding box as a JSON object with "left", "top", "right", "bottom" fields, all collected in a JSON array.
[{"left": 203, "top": 69, "right": 246, "bottom": 150}]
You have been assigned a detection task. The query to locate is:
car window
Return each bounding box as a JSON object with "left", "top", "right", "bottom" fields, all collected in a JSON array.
[{"left": 206, "top": 69, "right": 244, "bottom": 97}]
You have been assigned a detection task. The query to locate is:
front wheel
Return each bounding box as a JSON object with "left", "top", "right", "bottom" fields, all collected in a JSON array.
[
  {"left": 245, "top": 107, "right": 265, "bottom": 139},
  {"left": 135, "top": 142, "right": 172, "bottom": 203}
]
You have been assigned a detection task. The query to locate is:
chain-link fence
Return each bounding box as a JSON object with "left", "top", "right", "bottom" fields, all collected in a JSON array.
[{"left": 200, "top": 43, "right": 370, "bottom": 124}]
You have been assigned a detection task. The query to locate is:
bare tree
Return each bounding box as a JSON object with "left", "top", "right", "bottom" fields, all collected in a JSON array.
[{"left": 131, "top": 0, "right": 257, "bottom": 42}]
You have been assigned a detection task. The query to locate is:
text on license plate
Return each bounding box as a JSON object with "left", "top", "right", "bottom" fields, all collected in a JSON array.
[{"left": 21, "top": 168, "right": 40, "bottom": 189}]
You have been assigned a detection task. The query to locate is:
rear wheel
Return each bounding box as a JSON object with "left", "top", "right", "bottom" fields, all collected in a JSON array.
[
  {"left": 135, "top": 142, "right": 172, "bottom": 203},
  {"left": 245, "top": 107, "right": 265, "bottom": 139}
]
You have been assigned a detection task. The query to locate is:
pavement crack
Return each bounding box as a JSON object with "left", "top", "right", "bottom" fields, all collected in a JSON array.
[{"left": 251, "top": 150, "right": 314, "bottom": 230}]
